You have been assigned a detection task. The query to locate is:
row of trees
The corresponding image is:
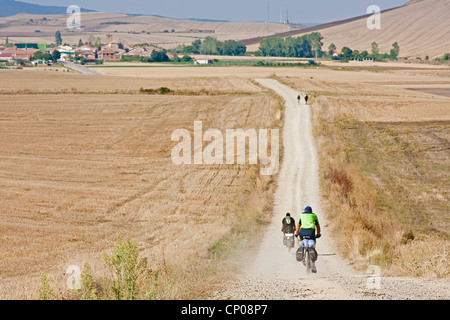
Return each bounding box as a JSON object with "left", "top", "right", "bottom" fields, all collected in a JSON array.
[
  {"left": 174, "top": 37, "right": 246, "bottom": 56},
  {"left": 33, "top": 50, "right": 60, "bottom": 62},
  {"left": 121, "top": 49, "right": 170, "bottom": 63},
  {"left": 435, "top": 53, "right": 449, "bottom": 62},
  {"left": 254, "top": 32, "right": 401, "bottom": 61},
  {"left": 255, "top": 32, "right": 324, "bottom": 58},
  {"left": 122, "top": 51, "right": 193, "bottom": 64},
  {"left": 329, "top": 41, "right": 400, "bottom": 61}
]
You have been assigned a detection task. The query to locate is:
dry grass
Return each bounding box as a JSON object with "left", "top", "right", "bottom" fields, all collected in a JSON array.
[
  {"left": 340, "top": 120, "right": 449, "bottom": 277},
  {"left": 0, "top": 69, "right": 281, "bottom": 299},
  {"left": 2, "top": 63, "right": 448, "bottom": 299},
  {"left": 286, "top": 69, "right": 450, "bottom": 278}
]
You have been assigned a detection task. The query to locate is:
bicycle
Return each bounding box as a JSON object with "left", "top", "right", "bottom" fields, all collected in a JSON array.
[
  {"left": 296, "top": 234, "right": 321, "bottom": 274},
  {"left": 283, "top": 233, "right": 295, "bottom": 253}
]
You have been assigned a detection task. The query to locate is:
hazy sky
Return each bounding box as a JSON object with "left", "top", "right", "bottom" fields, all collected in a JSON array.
[{"left": 23, "top": 0, "right": 409, "bottom": 23}]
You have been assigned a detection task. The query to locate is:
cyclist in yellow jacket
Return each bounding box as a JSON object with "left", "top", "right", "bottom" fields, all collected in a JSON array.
[{"left": 295, "top": 206, "right": 321, "bottom": 272}]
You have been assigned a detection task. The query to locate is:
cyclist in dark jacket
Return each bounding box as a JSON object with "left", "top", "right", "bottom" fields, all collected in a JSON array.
[{"left": 281, "top": 213, "right": 296, "bottom": 244}]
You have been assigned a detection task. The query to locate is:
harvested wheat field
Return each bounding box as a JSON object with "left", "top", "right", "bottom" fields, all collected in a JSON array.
[
  {"left": 0, "top": 69, "right": 281, "bottom": 299},
  {"left": 1, "top": 61, "right": 449, "bottom": 300}
]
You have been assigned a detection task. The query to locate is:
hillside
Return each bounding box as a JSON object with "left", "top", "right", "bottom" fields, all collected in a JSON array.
[
  {"left": 0, "top": 0, "right": 95, "bottom": 17},
  {"left": 0, "top": 11, "right": 303, "bottom": 49},
  {"left": 245, "top": 0, "right": 450, "bottom": 59}
]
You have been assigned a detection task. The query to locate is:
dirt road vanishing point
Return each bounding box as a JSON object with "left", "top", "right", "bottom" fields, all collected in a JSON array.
[{"left": 210, "top": 79, "right": 449, "bottom": 300}]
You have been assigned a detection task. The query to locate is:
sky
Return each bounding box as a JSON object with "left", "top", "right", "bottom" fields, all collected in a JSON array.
[{"left": 23, "top": 0, "right": 409, "bottom": 24}]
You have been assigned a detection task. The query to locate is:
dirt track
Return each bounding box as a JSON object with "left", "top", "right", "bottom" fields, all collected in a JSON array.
[{"left": 209, "top": 79, "right": 449, "bottom": 300}]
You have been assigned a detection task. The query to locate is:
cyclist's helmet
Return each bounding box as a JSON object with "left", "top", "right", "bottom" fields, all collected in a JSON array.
[
  {"left": 286, "top": 213, "right": 291, "bottom": 217},
  {"left": 304, "top": 206, "right": 312, "bottom": 213}
]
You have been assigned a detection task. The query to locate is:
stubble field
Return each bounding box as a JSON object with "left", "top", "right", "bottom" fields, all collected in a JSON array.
[
  {"left": 0, "top": 61, "right": 449, "bottom": 298},
  {"left": 0, "top": 69, "right": 281, "bottom": 299}
]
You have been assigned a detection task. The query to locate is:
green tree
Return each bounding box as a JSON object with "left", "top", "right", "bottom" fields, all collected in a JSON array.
[
  {"left": 257, "top": 33, "right": 320, "bottom": 58},
  {"left": 191, "top": 39, "right": 202, "bottom": 54},
  {"left": 259, "top": 37, "right": 285, "bottom": 57},
  {"left": 181, "top": 55, "right": 193, "bottom": 62},
  {"left": 74, "top": 55, "right": 87, "bottom": 65},
  {"left": 55, "top": 30, "right": 62, "bottom": 46},
  {"left": 52, "top": 50, "right": 61, "bottom": 62},
  {"left": 371, "top": 41, "right": 379, "bottom": 56},
  {"left": 298, "top": 36, "right": 314, "bottom": 57},
  {"left": 283, "top": 36, "right": 297, "bottom": 57},
  {"left": 360, "top": 50, "right": 369, "bottom": 59},
  {"left": 221, "top": 40, "right": 246, "bottom": 56},
  {"left": 174, "top": 44, "right": 192, "bottom": 54},
  {"left": 200, "top": 36, "right": 221, "bottom": 55},
  {"left": 289, "top": 36, "right": 313, "bottom": 57},
  {"left": 306, "top": 32, "right": 323, "bottom": 58},
  {"left": 33, "top": 51, "right": 52, "bottom": 61},
  {"left": 328, "top": 43, "right": 336, "bottom": 55},
  {"left": 341, "top": 47, "right": 353, "bottom": 59},
  {"left": 150, "top": 50, "right": 169, "bottom": 62},
  {"left": 175, "top": 38, "right": 245, "bottom": 56},
  {"left": 390, "top": 42, "right": 400, "bottom": 59}
]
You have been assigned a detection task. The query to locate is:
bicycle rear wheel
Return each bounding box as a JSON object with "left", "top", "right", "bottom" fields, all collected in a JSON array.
[{"left": 305, "top": 248, "right": 311, "bottom": 275}]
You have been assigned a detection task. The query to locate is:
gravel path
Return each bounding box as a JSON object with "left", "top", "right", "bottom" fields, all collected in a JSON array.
[
  {"left": 209, "top": 79, "right": 449, "bottom": 300},
  {"left": 60, "top": 61, "right": 104, "bottom": 76}
]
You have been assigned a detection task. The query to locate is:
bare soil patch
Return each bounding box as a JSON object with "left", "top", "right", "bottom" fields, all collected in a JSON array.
[{"left": 408, "top": 88, "right": 450, "bottom": 98}]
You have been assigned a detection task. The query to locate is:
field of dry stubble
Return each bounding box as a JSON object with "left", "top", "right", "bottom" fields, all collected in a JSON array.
[
  {"left": 0, "top": 68, "right": 282, "bottom": 299},
  {"left": 1, "top": 62, "right": 449, "bottom": 299}
]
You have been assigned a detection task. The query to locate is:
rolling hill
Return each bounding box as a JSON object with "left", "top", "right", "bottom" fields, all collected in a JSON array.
[
  {"left": 0, "top": 11, "right": 304, "bottom": 49},
  {"left": 0, "top": 0, "right": 95, "bottom": 17},
  {"left": 2, "top": 0, "right": 447, "bottom": 58},
  {"left": 244, "top": 0, "right": 450, "bottom": 59}
]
